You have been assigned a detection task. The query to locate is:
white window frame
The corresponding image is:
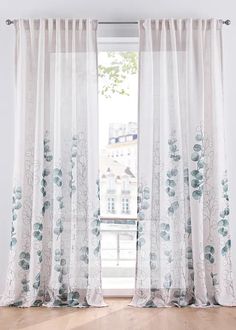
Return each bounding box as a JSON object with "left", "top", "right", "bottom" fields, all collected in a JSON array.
[{"left": 98, "top": 36, "right": 138, "bottom": 297}]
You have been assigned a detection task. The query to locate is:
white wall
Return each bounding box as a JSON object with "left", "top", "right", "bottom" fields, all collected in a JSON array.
[{"left": 1, "top": 0, "right": 236, "bottom": 294}]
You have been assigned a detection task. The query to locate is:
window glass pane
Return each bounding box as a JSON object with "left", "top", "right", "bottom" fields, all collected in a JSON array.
[{"left": 98, "top": 51, "right": 138, "bottom": 290}]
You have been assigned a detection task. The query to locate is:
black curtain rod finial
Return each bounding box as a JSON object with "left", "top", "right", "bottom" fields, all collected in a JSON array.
[
  {"left": 223, "top": 19, "right": 231, "bottom": 25},
  {"left": 5, "top": 19, "right": 14, "bottom": 25}
]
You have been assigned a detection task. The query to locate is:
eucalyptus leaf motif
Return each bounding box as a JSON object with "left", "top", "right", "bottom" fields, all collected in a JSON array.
[
  {"left": 165, "top": 135, "right": 180, "bottom": 218},
  {"left": 218, "top": 174, "right": 230, "bottom": 245},
  {"left": 204, "top": 245, "right": 215, "bottom": 264},
  {"left": 41, "top": 133, "right": 52, "bottom": 216},
  {"left": 53, "top": 249, "right": 68, "bottom": 299},
  {"left": 136, "top": 184, "right": 150, "bottom": 248},
  {"left": 21, "top": 278, "right": 30, "bottom": 292},
  {"left": 160, "top": 223, "right": 170, "bottom": 241},
  {"left": 191, "top": 131, "right": 204, "bottom": 200},
  {"left": 10, "top": 186, "right": 23, "bottom": 248},
  {"left": 19, "top": 251, "right": 30, "bottom": 270},
  {"left": 43, "top": 133, "right": 53, "bottom": 162}
]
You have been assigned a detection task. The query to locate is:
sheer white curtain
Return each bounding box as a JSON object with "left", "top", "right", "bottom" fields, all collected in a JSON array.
[
  {"left": 1, "top": 18, "right": 106, "bottom": 307},
  {"left": 131, "top": 18, "right": 236, "bottom": 307}
]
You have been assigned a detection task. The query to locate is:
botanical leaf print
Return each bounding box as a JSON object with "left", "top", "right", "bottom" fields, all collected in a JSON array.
[
  {"left": 166, "top": 135, "right": 181, "bottom": 216},
  {"left": 91, "top": 179, "right": 102, "bottom": 256},
  {"left": 41, "top": 168, "right": 50, "bottom": 197},
  {"left": 33, "top": 273, "right": 41, "bottom": 290},
  {"left": 96, "top": 178, "right": 100, "bottom": 201},
  {"left": 185, "top": 247, "right": 193, "bottom": 270},
  {"left": 80, "top": 246, "right": 89, "bottom": 264},
  {"left": 2, "top": 130, "right": 104, "bottom": 307},
  {"left": 221, "top": 239, "right": 231, "bottom": 256},
  {"left": 136, "top": 185, "right": 151, "bottom": 248},
  {"left": 150, "top": 252, "right": 157, "bottom": 270},
  {"left": 37, "top": 250, "right": 42, "bottom": 263},
  {"left": 56, "top": 196, "right": 64, "bottom": 209},
  {"left": 33, "top": 223, "right": 43, "bottom": 241},
  {"left": 217, "top": 172, "right": 232, "bottom": 257},
  {"left": 52, "top": 168, "right": 64, "bottom": 239},
  {"left": 42, "top": 200, "right": 50, "bottom": 216},
  {"left": 168, "top": 137, "right": 181, "bottom": 162},
  {"left": 185, "top": 218, "right": 191, "bottom": 235},
  {"left": 68, "top": 292, "right": 80, "bottom": 306},
  {"left": 160, "top": 223, "right": 170, "bottom": 241},
  {"left": 21, "top": 278, "right": 30, "bottom": 293},
  {"left": 53, "top": 218, "right": 64, "bottom": 238},
  {"left": 43, "top": 132, "right": 53, "bottom": 162},
  {"left": 137, "top": 185, "right": 150, "bottom": 221},
  {"left": 19, "top": 252, "right": 30, "bottom": 270},
  {"left": 41, "top": 176, "right": 50, "bottom": 215},
  {"left": 40, "top": 132, "right": 53, "bottom": 218},
  {"left": 133, "top": 125, "right": 236, "bottom": 307},
  {"left": 204, "top": 245, "right": 215, "bottom": 264},
  {"left": 53, "top": 168, "right": 63, "bottom": 187},
  {"left": 137, "top": 222, "right": 145, "bottom": 248},
  {"left": 69, "top": 135, "right": 78, "bottom": 197},
  {"left": 191, "top": 130, "right": 204, "bottom": 200},
  {"left": 164, "top": 250, "right": 173, "bottom": 264},
  {"left": 54, "top": 249, "right": 67, "bottom": 285},
  {"left": 10, "top": 186, "right": 22, "bottom": 248},
  {"left": 218, "top": 174, "right": 230, "bottom": 237}
]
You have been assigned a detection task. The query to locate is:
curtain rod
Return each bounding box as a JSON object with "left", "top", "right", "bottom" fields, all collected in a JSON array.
[{"left": 5, "top": 19, "right": 231, "bottom": 26}]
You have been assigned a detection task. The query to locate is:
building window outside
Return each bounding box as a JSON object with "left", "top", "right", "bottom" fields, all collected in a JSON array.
[
  {"left": 126, "top": 135, "right": 133, "bottom": 142},
  {"left": 108, "top": 197, "right": 115, "bottom": 214},
  {"left": 122, "top": 198, "right": 129, "bottom": 214},
  {"left": 121, "top": 175, "right": 130, "bottom": 194},
  {"left": 107, "top": 173, "right": 116, "bottom": 193}
]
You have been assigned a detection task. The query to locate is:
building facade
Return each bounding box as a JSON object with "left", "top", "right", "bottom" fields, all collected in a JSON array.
[{"left": 100, "top": 122, "right": 137, "bottom": 219}]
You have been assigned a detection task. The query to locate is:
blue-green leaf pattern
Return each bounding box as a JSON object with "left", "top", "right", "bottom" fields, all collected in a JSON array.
[
  {"left": 191, "top": 130, "right": 204, "bottom": 200},
  {"left": 10, "top": 186, "right": 22, "bottom": 248}
]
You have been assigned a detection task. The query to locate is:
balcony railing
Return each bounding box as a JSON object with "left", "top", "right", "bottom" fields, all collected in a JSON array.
[{"left": 100, "top": 217, "right": 137, "bottom": 268}]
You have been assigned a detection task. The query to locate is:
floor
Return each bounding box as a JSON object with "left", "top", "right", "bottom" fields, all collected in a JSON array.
[{"left": 1, "top": 298, "right": 236, "bottom": 330}]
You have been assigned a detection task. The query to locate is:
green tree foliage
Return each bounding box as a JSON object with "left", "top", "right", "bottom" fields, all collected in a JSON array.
[{"left": 98, "top": 52, "right": 138, "bottom": 98}]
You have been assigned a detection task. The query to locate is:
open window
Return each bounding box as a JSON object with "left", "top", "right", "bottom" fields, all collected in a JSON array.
[{"left": 98, "top": 35, "right": 138, "bottom": 296}]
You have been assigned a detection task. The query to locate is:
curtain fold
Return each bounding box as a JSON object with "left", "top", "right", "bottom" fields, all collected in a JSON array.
[
  {"left": 1, "top": 18, "right": 106, "bottom": 307},
  {"left": 131, "top": 18, "right": 236, "bottom": 307}
]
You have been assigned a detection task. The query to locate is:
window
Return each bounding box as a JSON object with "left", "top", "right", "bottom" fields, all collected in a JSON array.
[
  {"left": 122, "top": 198, "right": 129, "bottom": 214},
  {"left": 122, "top": 175, "right": 130, "bottom": 193},
  {"left": 107, "top": 197, "right": 115, "bottom": 214},
  {"left": 107, "top": 173, "right": 116, "bottom": 193},
  {"left": 119, "top": 136, "right": 125, "bottom": 143},
  {"left": 126, "top": 135, "right": 133, "bottom": 142},
  {"left": 98, "top": 36, "right": 138, "bottom": 295}
]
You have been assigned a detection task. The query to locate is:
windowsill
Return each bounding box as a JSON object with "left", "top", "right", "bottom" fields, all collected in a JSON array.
[
  {"left": 103, "top": 288, "right": 134, "bottom": 297},
  {"left": 103, "top": 277, "right": 135, "bottom": 297},
  {"left": 103, "top": 277, "right": 134, "bottom": 289}
]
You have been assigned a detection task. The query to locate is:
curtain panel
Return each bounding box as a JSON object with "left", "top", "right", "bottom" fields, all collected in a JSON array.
[
  {"left": 131, "top": 18, "right": 236, "bottom": 307},
  {"left": 1, "top": 18, "right": 106, "bottom": 307}
]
